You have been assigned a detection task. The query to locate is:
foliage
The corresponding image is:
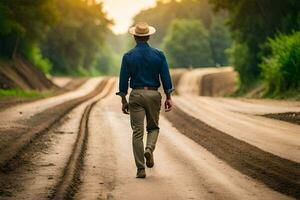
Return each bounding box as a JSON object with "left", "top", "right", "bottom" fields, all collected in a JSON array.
[
  {"left": 0, "top": 0, "right": 117, "bottom": 76},
  {"left": 209, "top": 15, "right": 231, "bottom": 66},
  {"left": 41, "top": 0, "right": 111, "bottom": 75},
  {"left": 260, "top": 31, "right": 300, "bottom": 95},
  {"left": 0, "top": 0, "right": 58, "bottom": 57},
  {"left": 133, "top": 0, "right": 231, "bottom": 67},
  {"left": 209, "top": 0, "right": 300, "bottom": 86},
  {"left": 106, "top": 30, "right": 129, "bottom": 54},
  {"left": 226, "top": 42, "right": 258, "bottom": 88},
  {"left": 134, "top": 0, "right": 214, "bottom": 47},
  {"left": 22, "top": 43, "right": 52, "bottom": 74},
  {"left": 94, "top": 44, "right": 121, "bottom": 75},
  {"left": 163, "top": 19, "right": 213, "bottom": 67}
]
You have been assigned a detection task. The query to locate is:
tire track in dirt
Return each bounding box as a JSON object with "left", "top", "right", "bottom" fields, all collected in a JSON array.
[
  {"left": 74, "top": 97, "right": 117, "bottom": 200},
  {"left": 0, "top": 79, "right": 108, "bottom": 170},
  {"left": 263, "top": 112, "right": 300, "bottom": 126},
  {"left": 163, "top": 106, "right": 300, "bottom": 199},
  {"left": 51, "top": 81, "right": 115, "bottom": 200},
  {"left": 80, "top": 93, "right": 290, "bottom": 200},
  {"left": 0, "top": 79, "right": 115, "bottom": 199},
  {"left": 51, "top": 102, "right": 95, "bottom": 200},
  {"left": 176, "top": 96, "right": 300, "bottom": 163}
]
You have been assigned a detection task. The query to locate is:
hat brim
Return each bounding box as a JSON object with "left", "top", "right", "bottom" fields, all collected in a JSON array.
[{"left": 129, "top": 26, "right": 156, "bottom": 36}]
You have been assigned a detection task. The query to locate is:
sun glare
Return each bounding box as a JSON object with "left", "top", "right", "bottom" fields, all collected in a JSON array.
[{"left": 99, "top": 0, "right": 157, "bottom": 34}]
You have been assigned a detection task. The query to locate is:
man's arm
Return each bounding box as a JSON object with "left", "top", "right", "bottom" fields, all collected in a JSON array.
[
  {"left": 116, "top": 55, "right": 130, "bottom": 114},
  {"left": 159, "top": 51, "right": 175, "bottom": 112}
]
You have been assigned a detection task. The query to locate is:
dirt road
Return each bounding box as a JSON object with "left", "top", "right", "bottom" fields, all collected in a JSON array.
[{"left": 0, "top": 76, "right": 299, "bottom": 200}]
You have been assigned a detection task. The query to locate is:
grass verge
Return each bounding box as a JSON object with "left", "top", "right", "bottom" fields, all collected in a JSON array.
[
  {"left": 231, "top": 81, "right": 300, "bottom": 101},
  {"left": 0, "top": 89, "right": 53, "bottom": 98}
]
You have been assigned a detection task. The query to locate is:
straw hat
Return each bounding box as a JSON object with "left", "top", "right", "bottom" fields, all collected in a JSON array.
[{"left": 129, "top": 22, "right": 156, "bottom": 36}]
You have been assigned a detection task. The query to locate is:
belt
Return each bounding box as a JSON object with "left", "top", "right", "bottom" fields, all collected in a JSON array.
[{"left": 133, "top": 86, "right": 158, "bottom": 91}]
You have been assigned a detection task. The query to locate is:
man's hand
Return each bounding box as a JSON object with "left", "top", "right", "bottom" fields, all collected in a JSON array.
[
  {"left": 164, "top": 99, "right": 173, "bottom": 112},
  {"left": 121, "top": 96, "right": 129, "bottom": 114},
  {"left": 122, "top": 102, "right": 129, "bottom": 114}
]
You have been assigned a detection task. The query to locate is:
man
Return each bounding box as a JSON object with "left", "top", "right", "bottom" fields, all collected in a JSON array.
[{"left": 116, "top": 22, "right": 174, "bottom": 178}]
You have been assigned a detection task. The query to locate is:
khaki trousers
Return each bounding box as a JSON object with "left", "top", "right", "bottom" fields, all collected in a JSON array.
[{"left": 129, "top": 89, "right": 162, "bottom": 169}]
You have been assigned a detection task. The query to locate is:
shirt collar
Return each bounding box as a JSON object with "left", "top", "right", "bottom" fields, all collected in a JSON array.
[{"left": 136, "top": 42, "right": 150, "bottom": 48}]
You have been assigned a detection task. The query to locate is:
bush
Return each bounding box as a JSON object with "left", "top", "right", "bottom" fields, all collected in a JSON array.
[
  {"left": 260, "top": 32, "right": 300, "bottom": 95},
  {"left": 226, "top": 42, "right": 259, "bottom": 90},
  {"left": 23, "top": 43, "right": 52, "bottom": 74},
  {"left": 209, "top": 15, "right": 231, "bottom": 66}
]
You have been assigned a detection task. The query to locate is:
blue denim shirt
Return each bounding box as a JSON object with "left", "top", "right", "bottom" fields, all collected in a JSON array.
[{"left": 116, "top": 42, "right": 174, "bottom": 96}]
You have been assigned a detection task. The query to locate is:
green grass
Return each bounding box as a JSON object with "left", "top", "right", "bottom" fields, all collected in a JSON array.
[
  {"left": 230, "top": 79, "right": 262, "bottom": 97},
  {"left": 230, "top": 80, "right": 300, "bottom": 100},
  {"left": 263, "top": 88, "right": 300, "bottom": 101},
  {"left": 0, "top": 89, "right": 53, "bottom": 97}
]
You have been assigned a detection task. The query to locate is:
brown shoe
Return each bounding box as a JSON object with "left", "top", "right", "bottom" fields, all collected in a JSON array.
[
  {"left": 144, "top": 148, "right": 154, "bottom": 168},
  {"left": 136, "top": 168, "right": 146, "bottom": 178}
]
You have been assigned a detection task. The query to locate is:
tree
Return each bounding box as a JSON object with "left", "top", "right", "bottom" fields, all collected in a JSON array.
[
  {"left": 134, "top": 0, "right": 214, "bottom": 47},
  {"left": 0, "top": 0, "right": 118, "bottom": 75},
  {"left": 209, "top": 0, "right": 300, "bottom": 85},
  {"left": 209, "top": 14, "right": 231, "bottom": 66},
  {"left": 41, "top": 0, "right": 111, "bottom": 75},
  {"left": 163, "top": 19, "right": 214, "bottom": 67},
  {"left": 0, "top": 0, "right": 57, "bottom": 58},
  {"left": 133, "top": 0, "right": 231, "bottom": 67}
]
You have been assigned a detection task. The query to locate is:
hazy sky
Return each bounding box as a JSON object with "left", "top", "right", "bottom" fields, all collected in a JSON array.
[{"left": 100, "top": 0, "right": 156, "bottom": 34}]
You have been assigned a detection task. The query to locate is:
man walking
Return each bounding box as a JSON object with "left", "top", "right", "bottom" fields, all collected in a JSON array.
[{"left": 116, "top": 22, "right": 174, "bottom": 178}]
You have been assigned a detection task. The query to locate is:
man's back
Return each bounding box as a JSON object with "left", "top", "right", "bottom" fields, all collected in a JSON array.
[
  {"left": 124, "top": 42, "right": 163, "bottom": 89},
  {"left": 118, "top": 41, "right": 173, "bottom": 96}
]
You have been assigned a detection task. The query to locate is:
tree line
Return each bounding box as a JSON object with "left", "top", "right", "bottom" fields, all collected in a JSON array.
[
  {"left": 0, "top": 0, "right": 118, "bottom": 75},
  {"left": 134, "top": 0, "right": 300, "bottom": 96},
  {"left": 209, "top": 0, "right": 300, "bottom": 95},
  {"left": 134, "top": 0, "right": 231, "bottom": 68},
  {"left": 1, "top": 0, "right": 299, "bottom": 96}
]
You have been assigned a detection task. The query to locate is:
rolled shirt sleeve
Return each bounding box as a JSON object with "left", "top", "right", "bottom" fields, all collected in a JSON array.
[
  {"left": 116, "top": 54, "right": 130, "bottom": 96},
  {"left": 159, "top": 51, "right": 175, "bottom": 95}
]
